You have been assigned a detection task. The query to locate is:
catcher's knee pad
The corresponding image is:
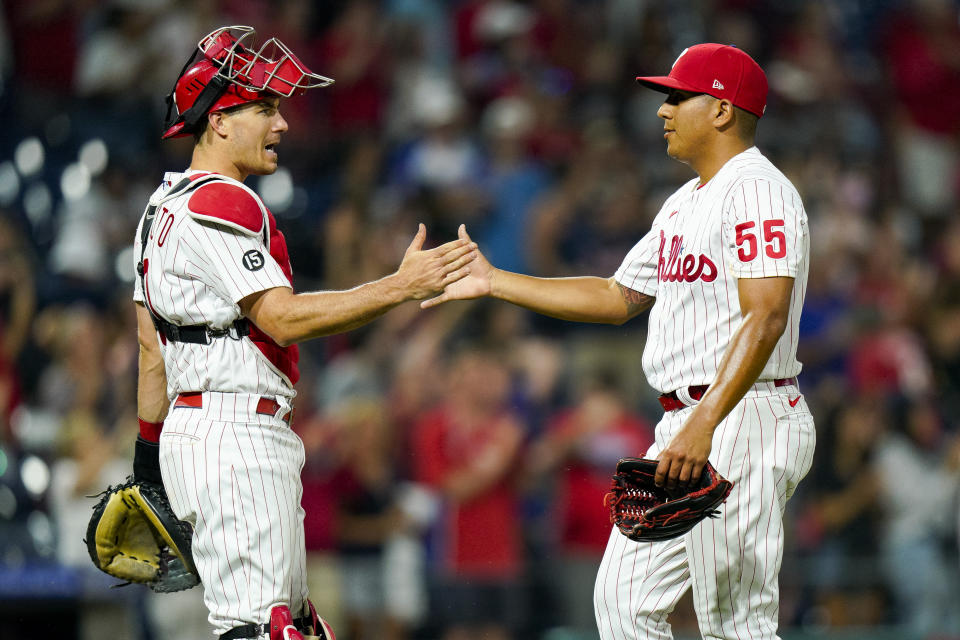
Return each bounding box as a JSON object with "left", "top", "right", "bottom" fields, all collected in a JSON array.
[
  {"left": 267, "top": 604, "right": 336, "bottom": 640},
  {"left": 305, "top": 600, "right": 336, "bottom": 640},
  {"left": 269, "top": 605, "right": 304, "bottom": 640},
  {"left": 220, "top": 603, "right": 335, "bottom": 640}
]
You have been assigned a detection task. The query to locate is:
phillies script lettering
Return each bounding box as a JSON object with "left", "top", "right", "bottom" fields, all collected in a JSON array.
[{"left": 658, "top": 230, "right": 718, "bottom": 283}]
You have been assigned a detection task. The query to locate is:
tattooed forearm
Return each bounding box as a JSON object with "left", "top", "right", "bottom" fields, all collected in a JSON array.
[{"left": 616, "top": 282, "right": 655, "bottom": 317}]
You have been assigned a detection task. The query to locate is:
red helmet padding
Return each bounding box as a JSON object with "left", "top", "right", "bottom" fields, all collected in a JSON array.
[
  {"left": 209, "top": 30, "right": 315, "bottom": 98},
  {"left": 187, "top": 182, "right": 265, "bottom": 235},
  {"left": 263, "top": 51, "right": 311, "bottom": 95},
  {"left": 202, "top": 30, "right": 234, "bottom": 62}
]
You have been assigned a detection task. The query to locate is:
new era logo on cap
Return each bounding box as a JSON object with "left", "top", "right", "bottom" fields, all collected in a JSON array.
[{"left": 636, "top": 43, "right": 768, "bottom": 118}]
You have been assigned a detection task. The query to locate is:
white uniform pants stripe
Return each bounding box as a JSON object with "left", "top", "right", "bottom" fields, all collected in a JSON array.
[
  {"left": 159, "top": 391, "right": 308, "bottom": 637},
  {"left": 594, "top": 382, "right": 815, "bottom": 640}
]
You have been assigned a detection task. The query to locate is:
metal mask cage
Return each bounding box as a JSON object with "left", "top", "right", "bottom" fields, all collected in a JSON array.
[{"left": 199, "top": 26, "right": 334, "bottom": 97}]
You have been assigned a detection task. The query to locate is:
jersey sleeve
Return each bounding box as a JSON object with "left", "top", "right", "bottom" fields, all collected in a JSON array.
[
  {"left": 181, "top": 217, "right": 291, "bottom": 304},
  {"left": 613, "top": 223, "right": 660, "bottom": 296},
  {"left": 722, "top": 178, "right": 807, "bottom": 279}
]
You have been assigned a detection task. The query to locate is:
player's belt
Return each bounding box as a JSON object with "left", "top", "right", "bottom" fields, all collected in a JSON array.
[
  {"left": 175, "top": 392, "right": 294, "bottom": 424},
  {"left": 220, "top": 614, "right": 313, "bottom": 640},
  {"left": 657, "top": 377, "right": 797, "bottom": 412},
  {"left": 153, "top": 315, "right": 250, "bottom": 345}
]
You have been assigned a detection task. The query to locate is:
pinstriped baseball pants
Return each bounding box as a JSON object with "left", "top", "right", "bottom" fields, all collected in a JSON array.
[
  {"left": 594, "top": 381, "right": 816, "bottom": 640},
  {"left": 159, "top": 391, "right": 309, "bottom": 638}
]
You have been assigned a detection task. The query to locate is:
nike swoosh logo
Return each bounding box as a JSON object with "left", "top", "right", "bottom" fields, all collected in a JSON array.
[
  {"left": 669, "top": 210, "right": 679, "bottom": 218},
  {"left": 788, "top": 396, "right": 801, "bottom": 407}
]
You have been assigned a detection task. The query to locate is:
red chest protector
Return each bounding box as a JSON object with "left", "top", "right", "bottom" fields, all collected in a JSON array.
[
  {"left": 183, "top": 176, "right": 300, "bottom": 385},
  {"left": 249, "top": 211, "right": 300, "bottom": 385}
]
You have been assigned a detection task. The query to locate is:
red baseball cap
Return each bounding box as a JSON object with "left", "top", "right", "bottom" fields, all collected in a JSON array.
[{"left": 636, "top": 43, "right": 768, "bottom": 118}]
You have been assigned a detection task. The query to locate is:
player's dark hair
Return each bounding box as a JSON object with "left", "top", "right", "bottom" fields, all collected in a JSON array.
[
  {"left": 735, "top": 107, "right": 759, "bottom": 141},
  {"left": 192, "top": 121, "right": 208, "bottom": 144}
]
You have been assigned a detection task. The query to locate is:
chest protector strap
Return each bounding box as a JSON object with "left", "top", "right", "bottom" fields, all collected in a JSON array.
[{"left": 137, "top": 175, "right": 251, "bottom": 345}]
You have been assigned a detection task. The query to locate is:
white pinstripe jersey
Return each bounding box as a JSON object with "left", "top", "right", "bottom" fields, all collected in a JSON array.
[
  {"left": 133, "top": 170, "right": 297, "bottom": 401},
  {"left": 615, "top": 147, "right": 808, "bottom": 393}
]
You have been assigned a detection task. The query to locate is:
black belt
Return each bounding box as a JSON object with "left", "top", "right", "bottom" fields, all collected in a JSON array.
[
  {"left": 153, "top": 315, "right": 250, "bottom": 345},
  {"left": 220, "top": 615, "right": 313, "bottom": 640}
]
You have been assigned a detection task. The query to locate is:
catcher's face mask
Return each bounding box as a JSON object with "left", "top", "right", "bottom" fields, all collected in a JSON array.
[{"left": 162, "top": 25, "right": 334, "bottom": 140}]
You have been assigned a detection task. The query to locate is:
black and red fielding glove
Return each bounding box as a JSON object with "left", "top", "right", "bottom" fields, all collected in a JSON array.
[{"left": 604, "top": 457, "right": 733, "bottom": 542}]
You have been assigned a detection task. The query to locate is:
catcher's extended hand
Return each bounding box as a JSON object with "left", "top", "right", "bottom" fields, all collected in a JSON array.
[
  {"left": 86, "top": 478, "right": 200, "bottom": 593},
  {"left": 604, "top": 457, "right": 733, "bottom": 542}
]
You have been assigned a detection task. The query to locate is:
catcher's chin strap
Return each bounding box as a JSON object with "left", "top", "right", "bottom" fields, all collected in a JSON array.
[{"left": 137, "top": 174, "right": 251, "bottom": 345}]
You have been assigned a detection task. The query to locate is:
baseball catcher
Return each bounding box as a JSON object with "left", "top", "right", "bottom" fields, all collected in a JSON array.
[
  {"left": 83, "top": 17, "right": 480, "bottom": 638},
  {"left": 86, "top": 436, "right": 200, "bottom": 592},
  {"left": 604, "top": 457, "right": 734, "bottom": 542}
]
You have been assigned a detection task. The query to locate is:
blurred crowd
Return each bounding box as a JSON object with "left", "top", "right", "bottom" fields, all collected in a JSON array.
[{"left": 1, "top": 0, "right": 960, "bottom": 639}]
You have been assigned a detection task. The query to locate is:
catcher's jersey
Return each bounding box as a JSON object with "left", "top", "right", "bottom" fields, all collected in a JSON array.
[
  {"left": 615, "top": 147, "right": 808, "bottom": 393},
  {"left": 133, "top": 170, "right": 297, "bottom": 401}
]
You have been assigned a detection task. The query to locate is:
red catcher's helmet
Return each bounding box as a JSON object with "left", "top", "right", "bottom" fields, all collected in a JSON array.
[{"left": 162, "top": 26, "right": 334, "bottom": 140}]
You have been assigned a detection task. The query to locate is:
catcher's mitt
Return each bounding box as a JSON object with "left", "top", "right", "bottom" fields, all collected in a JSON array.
[
  {"left": 604, "top": 457, "right": 733, "bottom": 542},
  {"left": 86, "top": 478, "right": 200, "bottom": 593}
]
